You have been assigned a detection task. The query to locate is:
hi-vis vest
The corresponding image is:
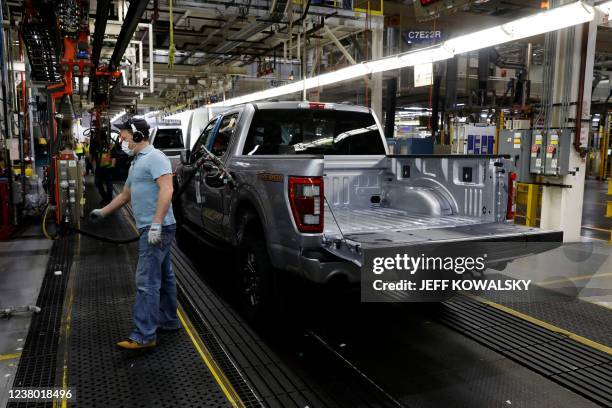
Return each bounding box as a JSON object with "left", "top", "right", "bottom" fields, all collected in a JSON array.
[{"left": 98, "top": 149, "right": 112, "bottom": 168}]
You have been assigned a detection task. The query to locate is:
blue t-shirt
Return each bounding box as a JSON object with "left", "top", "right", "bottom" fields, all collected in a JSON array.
[{"left": 126, "top": 145, "right": 176, "bottom": 229}]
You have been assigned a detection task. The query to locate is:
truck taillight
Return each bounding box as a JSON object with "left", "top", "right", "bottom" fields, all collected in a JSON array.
[
  {"left": 288, "top": 177, "right": 324, "bottom": 233},
  {"left": 298, "top": 101, "right": 328, "bottom": 110},
  {"left": 506, "top": 172, "right": 517, "bottom": 220}
]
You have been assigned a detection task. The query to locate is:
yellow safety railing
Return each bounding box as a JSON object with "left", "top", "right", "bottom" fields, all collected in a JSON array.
[
  {"left": 354, "top": 0, "right": 383, "bottom": 15},
  {"left": 515, "top": 182, "right": 542, "bottom": 227},
  {"left": 291, "top": 0, "right": 383, "bottom": 14}
]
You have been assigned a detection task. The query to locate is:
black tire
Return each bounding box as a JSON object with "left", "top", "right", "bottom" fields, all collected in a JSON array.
[{"left": 236, "top": 227, "right": 277, "bottom": 323}]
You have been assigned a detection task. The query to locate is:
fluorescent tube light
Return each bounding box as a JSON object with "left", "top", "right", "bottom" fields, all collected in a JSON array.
[
  {"left": 504, "top": 1, "right": 593, "bottom": 39},
  {"left": 399, "top": 45, "right": 454, "bottom": 66},
  {"left": 445, "top": 26, "right": 511, "bottom": 55},
  {"left": 446, "top": 1, "right": 593, "bottom": 54},
  {"left": 211, "top": 1, "right": 594, "bottom": 107}
]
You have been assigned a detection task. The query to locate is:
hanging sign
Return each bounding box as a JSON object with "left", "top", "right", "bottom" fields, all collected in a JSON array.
[
  {"left": 402, "top": 29, "right": 443, "bottom": 45},
  {"left": 414, "top": 62, "right": 433, "bottom": 87}
]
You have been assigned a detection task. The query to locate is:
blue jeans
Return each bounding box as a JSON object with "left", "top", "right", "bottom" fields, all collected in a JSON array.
[{"left": 130, "top": 223, "right": 179, "bottom": 344}]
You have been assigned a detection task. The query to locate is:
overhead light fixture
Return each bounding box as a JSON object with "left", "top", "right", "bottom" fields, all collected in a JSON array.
[
  {"left": 211, "top": 1, "right": 594, "bottom": 108},
  {"left": 445, "top": 1, "right": 593, "bottom": 54}
]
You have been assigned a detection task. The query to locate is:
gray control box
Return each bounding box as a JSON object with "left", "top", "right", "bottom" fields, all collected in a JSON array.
[
  {"left": 529, "top": 131, "right": 545, "bottom": 175},
  {"left": 543, "top": 130, "right": 571, "bottom": 176},
  {"left": 57, "top": 159, "right": 83, "bottom": 228},
  {"left": 498, "top": 129, "right": 532, "bottom": 183}
]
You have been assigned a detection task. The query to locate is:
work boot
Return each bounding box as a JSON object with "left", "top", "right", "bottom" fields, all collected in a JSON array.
[{"left": 116, "top": 338, "right": 156, "bottom": 350}]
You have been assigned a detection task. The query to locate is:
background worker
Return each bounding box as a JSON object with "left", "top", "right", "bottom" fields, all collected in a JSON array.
[
  {"left": 83, "top": 138, "right": 92, "bottom": 175},
  {"left": 74, "top": 139, "right": 84, "bottom": 160},
  {"left": 90, "top": 118, "right": 177, "bottom": 350},
  {"left": 92, "top": 136, "right": 115, "bottom": 206}
]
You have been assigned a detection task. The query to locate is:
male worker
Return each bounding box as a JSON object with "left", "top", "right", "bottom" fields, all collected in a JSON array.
[{"left": 90, "top": 118, "right": 178, "bottom": 350}]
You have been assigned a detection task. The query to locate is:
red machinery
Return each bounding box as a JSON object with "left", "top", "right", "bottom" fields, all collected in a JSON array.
[{"left": 0, "top": 181, "right": 14, "bottom": 240}]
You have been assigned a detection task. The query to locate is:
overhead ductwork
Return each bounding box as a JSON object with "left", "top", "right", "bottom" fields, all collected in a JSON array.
[{"left": 197, "top": 0, "right": 290, "bottom": 64}]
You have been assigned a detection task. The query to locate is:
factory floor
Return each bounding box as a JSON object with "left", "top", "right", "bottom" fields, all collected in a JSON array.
[
  {"left": 0, "top": 178, "right": 610, "bottom": 407},
  {"left": 0, "top": 224, "right": 52, "bottom": 408}
]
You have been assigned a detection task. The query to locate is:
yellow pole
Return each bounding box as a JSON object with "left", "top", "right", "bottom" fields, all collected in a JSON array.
[{"left": 526, "top": 183, "right": 538, "bottom": 227}]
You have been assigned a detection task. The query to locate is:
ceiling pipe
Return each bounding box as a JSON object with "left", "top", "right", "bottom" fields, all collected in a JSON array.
[
  {"left": 196, "top": 0, "right": 292, "bottom": 65},
  {"left": 109, "top": 0, "right": 149, "bottom": 71},
  {"left": 91, "top": 0, "right": 110, "bottom": 69},
  {"left": 89, "top": 0, "right": 110, "bottom": 100}
]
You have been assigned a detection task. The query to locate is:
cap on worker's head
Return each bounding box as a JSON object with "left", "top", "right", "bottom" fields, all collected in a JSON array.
[{"left": 114, "top": 118, "right": 150, "bottom": 135}]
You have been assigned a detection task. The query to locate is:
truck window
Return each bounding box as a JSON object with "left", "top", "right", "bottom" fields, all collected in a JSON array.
[
  {"left": 242, "top": 109, "right": 385, "bottom": 155},
  {"left": 206, "top": 113, "right": 239, "bottom": 157},
  {"left": 153, "top": 128, "right": 184, "bottom": 149},
  {"left": 191, "top": 118, "right": 219, "bottom": 163}
]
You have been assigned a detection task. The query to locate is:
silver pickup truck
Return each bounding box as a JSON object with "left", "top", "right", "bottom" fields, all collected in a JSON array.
[{"left": 174, "top": 101, "right": 562, "bottom": 314}]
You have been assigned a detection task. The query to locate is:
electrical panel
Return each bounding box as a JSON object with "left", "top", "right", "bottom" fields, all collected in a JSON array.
[
  {"left": 543, "top": 130, "right": 571, "bottom": 176},
  {"left": 529, "top": 131, "right": 545, "bottom": 175},
  {"left": 504, "top": 119, "right": 531, "bottom": 130},
  {"left": 57, "top": 159, "right": 83, "bottom": 228},
  {"left": 525, "top": 130, "right": 572, "bottom": 177},
  {"left": 498, "top": 129, "right": 532, "bottom": 183},
  {"left": 451, "top": 124, "right": 496, "bottom": 154}
]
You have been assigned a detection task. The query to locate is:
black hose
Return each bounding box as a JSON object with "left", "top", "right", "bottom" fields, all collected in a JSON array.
[{"left": 70, "top": 227, "right": 142, "bottom": 244}]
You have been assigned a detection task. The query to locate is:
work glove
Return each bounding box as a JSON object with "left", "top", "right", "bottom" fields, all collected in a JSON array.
[
  {"left": 89, "top": 209, "right": 105, "bottom": 222},
  {"left": 148, "top": 223, "right": 162, "bottom": 245}
]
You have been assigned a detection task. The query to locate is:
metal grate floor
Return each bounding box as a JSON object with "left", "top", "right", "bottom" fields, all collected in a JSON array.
[
  {"left": 60, "top": 189, "right": 231, "bottom": 407},
  {"left": 439, "top": 295, "right": 612, "bottom": 407},
  {"left": 7, "top": 236, "right": 74, "bottom": 408}
]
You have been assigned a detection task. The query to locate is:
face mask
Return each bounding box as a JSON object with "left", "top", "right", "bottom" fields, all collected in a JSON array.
[{"left": 121, "top": 140, "right": 134, "bottom": 156}]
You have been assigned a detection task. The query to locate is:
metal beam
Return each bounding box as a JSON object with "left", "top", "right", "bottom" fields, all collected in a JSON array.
[
  {"left": 153, "top": 63, "right": 246, "bottom": 76},
  {"left": 109, "top": 0, "right": 149, "bottom": 70},
  {"left": 323, "top": 25, "right": 356, "bottom": 65}
]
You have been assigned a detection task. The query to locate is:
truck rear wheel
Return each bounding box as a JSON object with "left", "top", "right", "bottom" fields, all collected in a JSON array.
[{"left": 237, "top": 229, "right": 276, "bottom": 322}]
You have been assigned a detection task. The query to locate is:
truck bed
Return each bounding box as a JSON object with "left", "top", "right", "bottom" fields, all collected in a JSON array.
[{"left": 324, "top": 207, "right": 482, "bottom": 237}]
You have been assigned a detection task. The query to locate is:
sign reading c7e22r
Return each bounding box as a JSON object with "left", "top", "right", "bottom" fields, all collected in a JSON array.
[{"left": 402, "top": 30, "right": 443, "bottom": 45}]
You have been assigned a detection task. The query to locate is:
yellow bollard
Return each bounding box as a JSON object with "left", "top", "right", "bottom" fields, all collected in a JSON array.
[
  {"left": 525, "top": 184, "right": 539, "bottom": 227},
  {"left": 607, "top": 180, "right": 612, "bottom": 218}
]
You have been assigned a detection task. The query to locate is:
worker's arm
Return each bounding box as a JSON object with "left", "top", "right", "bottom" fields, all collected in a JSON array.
[
  {"left": 152, "top": 174, "right": 173, "bottom": 224},
  {"left": 100, "top": 184, "right": 131, "bottom": 215},
  {"left": 111, "top": 157, "right": 117, "bottom": 168}
]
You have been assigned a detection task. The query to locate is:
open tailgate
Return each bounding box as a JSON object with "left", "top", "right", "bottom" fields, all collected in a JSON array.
[{"left": 323, "top": 223, "right": 563, "bottom": 268}]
